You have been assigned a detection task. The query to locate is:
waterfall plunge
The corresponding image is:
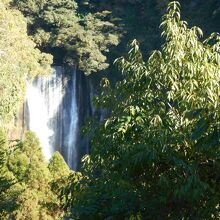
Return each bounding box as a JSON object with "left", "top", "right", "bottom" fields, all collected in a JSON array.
[{"left": 26, "top": 66, "right": 79, "bottom": 170}]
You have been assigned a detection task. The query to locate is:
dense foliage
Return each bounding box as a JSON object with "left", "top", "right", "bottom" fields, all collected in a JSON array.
[
  {"left": 12, "top": 0, "right": 120, "bottom": 74},
  {"left": 0, "top": 128, "right": 18, "bottom": 217},
  {"left": 77, "top": 0, "right": 220, "bottom": 79},
  {"left": 10, "top": 0, "right": 220, "bottom": 78},
  {"left": 0, "top": 0, "right": 220, "bottom": 219},
  {"left": 64, "top": 2, "right": 220, "bottom": 219},
  {"left": 0, "top": 130, "right": 71, "bottom": 219},
  {"left": 0, "top": 0, "right": 52, "bottom": 122}
]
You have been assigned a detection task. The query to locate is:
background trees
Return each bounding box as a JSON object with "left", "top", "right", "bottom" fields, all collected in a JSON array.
[
  {"left": 64, "top": 2, "right": 220, "bottom": 219},
  {"left": 12, "top": 0, "right": 120, "bottom": 74},
  {"left": 11, "top": 0, "right": 220, "bottom": 80},
  {"left": 0, "top": 0, "right": 52, "bottom": 122},
  {"left": 76, "top": 0, "right": 220, "bottom": 80}
]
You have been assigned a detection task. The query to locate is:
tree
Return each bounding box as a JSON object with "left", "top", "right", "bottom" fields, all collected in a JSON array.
[
  {"left": 64, "top": 2, "right": 220, "bottom": 219},
  {"left": 0, "top": 0, "right": 52, "bottom": 122},
  {"left": 13, "top": 0, "right": 120, "bottom": 74},
  {"left": 8, "top": 132, "right": 66, "bottom": 219},
  {"left": 0, "top": 128, "right": 19, "bottom": 218},
  {"left": 48, "top": 151, "right": 71, "bottom": 217},
  {"left": 56, "top": 11, "right": 120, "bottom": 74},
  {"left": 49, "top": 151, "right": 70, "bottom": 180}
]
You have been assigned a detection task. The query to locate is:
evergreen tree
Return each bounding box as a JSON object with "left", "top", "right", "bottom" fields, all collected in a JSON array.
[
  {"left": 49, "top": 151, "right": 70, "bottom": 180},
  {"left": 49, "top": 151, "right": 71, "bottom": 217},
  {"left": 8, "top": 132, "right": 66, "bottom": 219},
  {"left": 0, "top": 128, "right": 19, "bottom": 218}
]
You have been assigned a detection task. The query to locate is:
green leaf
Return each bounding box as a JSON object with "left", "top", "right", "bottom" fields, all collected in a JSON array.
[
  {"left": 185, "top": 108, "right": 205, "bottom": 120},
  {"left": 191, "top": 118, "right": 210, "bottom": 141}
]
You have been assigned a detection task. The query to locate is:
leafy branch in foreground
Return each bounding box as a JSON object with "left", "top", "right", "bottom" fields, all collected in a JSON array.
[{"left": 63, "top": 1, "right": 220, "bottom": 219}]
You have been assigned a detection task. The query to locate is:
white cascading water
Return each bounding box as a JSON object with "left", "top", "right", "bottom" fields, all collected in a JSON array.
[
  {"left": 65, "top": 66, "right": 78, "bottom": 168},
  {"left": 26, "top": 66, "right": 79, "bottom": 169}
]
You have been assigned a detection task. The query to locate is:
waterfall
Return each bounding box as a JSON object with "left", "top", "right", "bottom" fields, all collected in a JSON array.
[
  {"left": 25, "top": 66, "right": 104, "bottom": 170},
  {"left": 26, "top": 66, "right": 79, "bottom": 170},
  {"left": 63, "top": 66, "right": 79, "bottom": 169}
]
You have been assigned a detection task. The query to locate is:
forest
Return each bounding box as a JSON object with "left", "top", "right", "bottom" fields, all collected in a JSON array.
[{"left": 0, "top": 0, "right": 220, "bottom": 219}]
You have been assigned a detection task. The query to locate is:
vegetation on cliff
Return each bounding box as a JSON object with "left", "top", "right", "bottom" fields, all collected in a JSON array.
[
  {"left": 0, "top": 0, "right": 52, "bottom": 122},
  {"left": 12, "top": 0, "right": 120, "bottom": 74}
]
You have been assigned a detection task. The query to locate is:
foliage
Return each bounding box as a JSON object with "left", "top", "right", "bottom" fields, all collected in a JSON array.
[
  {"left": 49, "top": 151, "right": 71, "bottom": 179},
  {"left": 0, "top": 1, "right": 52, "bottom": 122},
  {"left": 6, "top": 132, "right": 52, "bottom": 219},
  {"left": 64, "top": 2, "right": 220, "bottom": 219},
  {"left": 1, "top": 0, "right": 220, "bottom": 219},
  {"left": 76, "top": 0, "right": 220, "bottom": 82},
  {"left": 0, "top": 128, "right": 19, "bottom": 218},
  {"left": 49, "top": 151, "right": 72, "bottom": 214},
  {"left": 11, "top": 0, "right": 220, "bottom": 78},
  {"left": 0, "top": 131, "right": 70, "bottom": 219},
  {"left": 12, "top": 0, "right": 120, "bottom": 74}
]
